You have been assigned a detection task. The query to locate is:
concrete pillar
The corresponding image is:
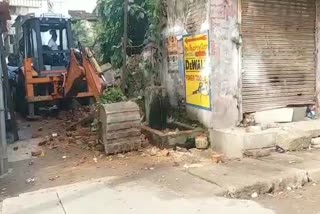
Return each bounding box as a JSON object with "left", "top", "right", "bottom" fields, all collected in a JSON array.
[
  {"left": 0, "top": 29, "right": 8, "bottom": 175},
  {"left": 208, "top": 0, "right": 240, "bottom": 129}
]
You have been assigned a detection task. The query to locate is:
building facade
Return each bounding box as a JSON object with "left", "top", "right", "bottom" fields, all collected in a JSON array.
[{"left": 162, "top": 0, "right": 320, "bottom": 145}]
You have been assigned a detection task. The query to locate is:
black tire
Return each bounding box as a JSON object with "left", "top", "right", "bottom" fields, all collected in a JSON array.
[{"left": 15, "top": 70, "right": 28, "bottom": 116}]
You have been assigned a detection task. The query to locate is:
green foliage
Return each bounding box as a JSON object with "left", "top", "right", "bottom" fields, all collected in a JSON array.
[
  {"left": 95, "top": 0, "right": 164, "bottom": 68},
  {"left": 99, "top": 88, "right": 127, "bottom": 104},
  {"left": 72, "top": 21, "right": 95, "bottom": 48},
  {"left": 144, "top": 0, "right": 165, "bottom": 44}
]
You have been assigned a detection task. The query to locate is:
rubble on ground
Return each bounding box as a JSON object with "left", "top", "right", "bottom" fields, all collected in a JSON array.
[
  {"left": 35, "top": 106, "right": 151, "bottom": 156},
  {"left": 311, "top": 137, "right": 320, "bottom": 149},
  {"left": 31, "top": 150, "right": 42, "bottom": 157},
  {"left": 211, "top": 153, "right": 225, "bottom": 163},
  {"left": 244, "top": 148, "right": 273, "bottom": 158},
  {"left": 31, "top": 107, "right": 218, "bottom": 162}
]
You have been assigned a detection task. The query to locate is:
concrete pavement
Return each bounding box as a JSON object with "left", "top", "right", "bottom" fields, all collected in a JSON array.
[
  {"left": 187, "top": 149, "right": 320, "bottom": 198},
  {"left": 4, "top": 143, "right": 320, "bottom": 213},
  {"left": 2, "top": 177, "right": 273, "bottom": 214}
]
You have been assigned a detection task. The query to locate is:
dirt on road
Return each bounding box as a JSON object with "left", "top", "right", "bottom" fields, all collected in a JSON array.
[
  {"left": 2, "top": 111, "right": 211, "bottom": 202},
  {"left": 257, "top": 182, "right": 320, "bottom": 214}
]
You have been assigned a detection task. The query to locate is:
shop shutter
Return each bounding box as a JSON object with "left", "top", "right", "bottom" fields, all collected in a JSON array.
[{"left": 241, "top": 0, "right": 316, "bottom": 113}]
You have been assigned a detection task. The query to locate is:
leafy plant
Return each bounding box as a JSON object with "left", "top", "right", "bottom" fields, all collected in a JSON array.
[
  {"left": 72, "top": 20, "right": 95, "bottom": 48},
  {"left": 99, "top": 88, "right": 127, "bottom": 104},
  {"left": 95, "top": 0, "right": 164, "bottom": 68}
]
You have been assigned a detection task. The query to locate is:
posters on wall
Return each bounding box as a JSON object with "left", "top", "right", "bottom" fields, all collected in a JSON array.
[
  {"left": 166, "top": 36, "right": 179, "bottom": 73},
  {"left": 183, "top": 32, "right": 211, "bottom": 110}
]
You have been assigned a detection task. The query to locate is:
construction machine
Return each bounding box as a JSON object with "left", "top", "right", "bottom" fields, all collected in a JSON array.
[
  {"left": 11, "top": 12, "right": 144, "bottom": 155},
  {"left": 13, "top": 13, "right": 105, "bottom": 117}
]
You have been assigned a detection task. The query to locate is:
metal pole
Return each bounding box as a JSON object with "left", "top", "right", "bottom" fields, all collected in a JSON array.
[
  {"left": 0, "top": 30, "right": 19, "bottom": 142},
  {"left": 0, "top": 31, "right": 8, "bottom": 176},
  {"left": 121, "top": 0, "right": 128, "bottom": 91}
]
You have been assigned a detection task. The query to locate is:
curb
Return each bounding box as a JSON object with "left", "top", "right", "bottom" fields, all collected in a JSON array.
[{"left": 186, "top": 163, "right": 317, "bottom": 199}]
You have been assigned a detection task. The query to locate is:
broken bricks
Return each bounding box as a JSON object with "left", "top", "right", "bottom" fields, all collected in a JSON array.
[
  {"left": 38, "top": 137, "right": 49, "bottom": 146},
  {"left": 211, "top": 153, "right": 225, "bottom": 164},
  {"left": 31, "top": 150, "right": 43, "bottom": 157},
  {"left": 146, "top": 147, "right": 171, "bottom": 157},
  {"left": 25, "top": 178, "right": 35, "bottom": 184}
]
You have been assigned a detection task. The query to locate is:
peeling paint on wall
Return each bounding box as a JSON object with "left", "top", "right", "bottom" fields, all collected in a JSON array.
[
  {"left": 163, "top": 0, "right": 209, "bottom": 107},
  {"left": 209, "top": 0, "right": 240, "bottom": 128},
  {"left": 163, "top": 0, "right": 240, "bottom": 128}
]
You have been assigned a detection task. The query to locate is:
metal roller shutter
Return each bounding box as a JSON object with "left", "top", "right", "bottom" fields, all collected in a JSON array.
[{"left": 241, "top": 0, "right": 316, "bottom": 113}]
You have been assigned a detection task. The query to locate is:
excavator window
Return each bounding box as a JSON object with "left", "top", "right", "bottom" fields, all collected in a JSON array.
[
  {"left": 20, "top": 17, "right": 74, "bottom": 73},
  {"left": 40, "top": 23, "right": 70, "bottom": 71},
  {"left": 40, "top": 27, "right": 69, "bottom": 51}
]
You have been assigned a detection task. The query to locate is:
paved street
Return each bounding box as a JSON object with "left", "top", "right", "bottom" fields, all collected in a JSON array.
[
  {"left": 3, "top": 119, "right": 320, "bottom": 214},
  {"left": 2, "top": 177, "right": 273, "bottom": 214}
]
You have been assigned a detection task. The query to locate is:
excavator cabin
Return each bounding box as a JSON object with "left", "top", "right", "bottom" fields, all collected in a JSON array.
[
  {"left": 18, "top": 14, "right": 73, "bottom": 73},
  {"left": 14, "top": 13, "right": 104, "bottom": 117}
]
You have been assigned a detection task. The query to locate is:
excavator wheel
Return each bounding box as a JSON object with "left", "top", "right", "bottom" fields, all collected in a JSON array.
[{"left": 15, "top": 69, "right": 28, "bottom": 116}]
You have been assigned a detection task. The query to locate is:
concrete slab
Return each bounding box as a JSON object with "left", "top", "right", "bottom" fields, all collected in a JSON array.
[
  {"left": 2, "top": 191, "right": 63, "bottom": 214},
  {"left": 57, "top": 182, "right": 114, "bottom": 213},
  {"left": 279, "top": 120, "right": 320, "bottom": 138},
  {"left": 293, "top": 107, "right": 307, "bottom": 122},
  {"left": 211, "top": 119, "right": 320, "bottom": 158},
  {"left": 254, "top": 108, "right": 294, "bottom": 124},
  {"left": 2, "top": 177, "right": 274, "bottom": 214},
  {"left": 258, "top": 150, "right": 320, "bottom": 182},
  {"left": 187, "top": 158, "right": 308, "bottom": 198},
  {"left": 210, "top": 128, "right": 276, "bottom": 158},
  {"left": 210, "top": 129, "right": 244, "bottom": 158},
  {"left": 51, "top": 182, "right": 274, "bottom": 214},
  {"left": 244, "top": 131, "right": 276, "bottom": 150},
  {"left": 276, "top": 130, "right": 311, "bottom": 151}
]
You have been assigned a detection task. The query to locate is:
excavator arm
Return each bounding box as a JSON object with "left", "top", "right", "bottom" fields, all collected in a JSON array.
[{"left": 64, "top": 48, "right": 105, "bottom": 100}]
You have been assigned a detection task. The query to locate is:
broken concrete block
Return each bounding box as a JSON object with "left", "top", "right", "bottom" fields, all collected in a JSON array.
[
  {"left": 254, "top": 108, "right": 294, "bottom": 124},
  {"left": 311, "top": 138, "right": 320, "bottom": 146},
  {"left": 292, "top": 107, "right": 307, "bottom": 122},
  {"left": 261, "top": 123, "right": 279, "bottom": 130},
  {"left": 211, "top": 153, "right": 225, "bottom": 163},
  {"left": 276, "top": 130, "right": 312, "bottom": 151},
  {"left": 243, "top": 148, "right": 273, "bottom": 158},
  {"left": 312, "top": 144, "right": 320, "bottom": 149},
  {"left": 245, "top": 126, "right": 262, "bottom": 133}
]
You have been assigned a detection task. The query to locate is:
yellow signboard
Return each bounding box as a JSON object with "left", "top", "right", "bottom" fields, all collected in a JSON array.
[{"left": 183, "top": 33, "right": 211, "bottom": 110}]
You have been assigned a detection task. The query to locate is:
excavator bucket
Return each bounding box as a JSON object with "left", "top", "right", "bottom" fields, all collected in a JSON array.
[
  {"left": 65, "top": 48, "right": 105, "bottom": 100},
  {"left": 99, "top": 101, "right": 143, "bottom": 155}
]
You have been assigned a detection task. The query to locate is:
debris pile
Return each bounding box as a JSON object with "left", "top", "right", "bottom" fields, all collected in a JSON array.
[
  {"left": 143, "top": 145, "right": 225, "bottom": 166},
  {"left": 36, "top": 106, "right": 102, "bottom": 152},
  {"left": 126, "top": 55, "right": 145, "bottom": 98},
  {"left": 67, "top": 128, "right": 102, "bottom": 151}
]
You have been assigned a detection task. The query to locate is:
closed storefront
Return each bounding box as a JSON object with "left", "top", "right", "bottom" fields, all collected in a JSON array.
[{"left": 241, "top": 0, "right": 316, "bottom": 113}]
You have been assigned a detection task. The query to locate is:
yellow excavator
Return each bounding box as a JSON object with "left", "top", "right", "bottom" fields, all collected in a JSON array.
[{"left": 13, "top": 13, "right": 106, "bottom": 117}]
